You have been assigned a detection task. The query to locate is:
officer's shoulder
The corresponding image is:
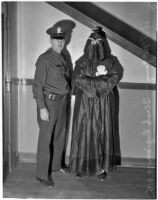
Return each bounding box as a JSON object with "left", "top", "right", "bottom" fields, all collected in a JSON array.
[
  {"left": 37, "top": 49, "right": 51, "bottom": 61},
  {"left": 41, "top": 48, "right": 51, "bottom": 57},
  {"left": 62, "top": 48, "right": 70, "bottom": 56}
]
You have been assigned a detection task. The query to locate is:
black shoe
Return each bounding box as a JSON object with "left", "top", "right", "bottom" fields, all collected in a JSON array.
[
  {"left": 61, "top": 164, "right": 69, "bottom": 170},
  {"left": 36, "top": 176, "right": 54, "bottom": 187},
  {"left": 76, "top": 172, "right": 82, "bottom": 178},
  {"left": 97, "top": 171, "right": 107, "bottom": 181}
]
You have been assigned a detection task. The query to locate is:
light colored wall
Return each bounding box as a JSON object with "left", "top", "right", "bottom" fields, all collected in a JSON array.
[
  {"left": 119, "top": 89, "right": 155, "bottom": 158},
  {"left": 17, "top": 2, "right": 156, "bottom": 83},
  {"left": 18, "top": 86, "right": 38, "bottom": 153},
  {"left": 93, "top": 2, "right": 157, "bottom": 41},
  {"left": 17, "top": 2, "right": 156, "bottom": 159}
]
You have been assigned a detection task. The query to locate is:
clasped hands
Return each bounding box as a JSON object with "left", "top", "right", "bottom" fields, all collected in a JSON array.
[{"left": 95, "top": 65, "right": 107, "bottom": 77}]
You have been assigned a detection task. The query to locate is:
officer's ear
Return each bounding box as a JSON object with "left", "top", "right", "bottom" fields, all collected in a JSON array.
[{"left": 49, "top": 37, "right": 53, "bottom": 45}]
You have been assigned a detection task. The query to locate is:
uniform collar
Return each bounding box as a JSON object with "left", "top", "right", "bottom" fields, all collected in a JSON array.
[
  {"left": 50, "top": 47, "right": 62, "bottom": 57},
  {"left": 49, "top": 48, "right": 66, "bottom": 66}
]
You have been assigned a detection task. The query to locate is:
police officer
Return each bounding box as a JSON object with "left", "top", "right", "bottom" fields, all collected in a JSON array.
[{"left": 33, "top": 24, "right": 71, "bottom": 187}]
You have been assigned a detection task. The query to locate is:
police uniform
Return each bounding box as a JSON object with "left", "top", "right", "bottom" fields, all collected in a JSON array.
[{"left": 33, "top": 25, "right": 70, "bottom": 181}]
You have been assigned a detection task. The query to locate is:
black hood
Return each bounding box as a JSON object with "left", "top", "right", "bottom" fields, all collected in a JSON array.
[{"left": 84, "top": 27, "right": 111, "bottom": 61}]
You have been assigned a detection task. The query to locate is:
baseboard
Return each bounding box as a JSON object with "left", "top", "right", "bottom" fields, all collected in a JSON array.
[
  {"left": 19, "top": 153, "right": 36, "bottom": 163},
  {"left": 121, "top": 157, "right": 155, "bottom": 167},
  {"left": 19, "top": 153, "right": 155, "bottom": 168}
]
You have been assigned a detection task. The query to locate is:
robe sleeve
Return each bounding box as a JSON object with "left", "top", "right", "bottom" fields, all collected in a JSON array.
[
  {"left": 72, "top": 60, "right": 97, "bottom": 98},
  {"left": 95, "top": 56, "right": 123, "bottom": 94}
]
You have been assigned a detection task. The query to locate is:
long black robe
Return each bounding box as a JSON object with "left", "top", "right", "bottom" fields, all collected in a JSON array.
[{"left": 70, "top": 54, "right": 123, "bottom": 176}]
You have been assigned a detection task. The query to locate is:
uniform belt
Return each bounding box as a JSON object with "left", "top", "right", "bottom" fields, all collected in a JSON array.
[{"left": 46, "top": 92, "right": 67, "bottom": 101}]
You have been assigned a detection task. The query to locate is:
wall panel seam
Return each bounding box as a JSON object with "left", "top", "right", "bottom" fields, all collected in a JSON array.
[{"left": 11, "top": 78, "right": 156, "bottom": 90}]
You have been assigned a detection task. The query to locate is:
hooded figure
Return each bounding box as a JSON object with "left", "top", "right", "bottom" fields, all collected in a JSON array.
[{"left": 70, "top": 27, "right": 123, "bottom": 180}]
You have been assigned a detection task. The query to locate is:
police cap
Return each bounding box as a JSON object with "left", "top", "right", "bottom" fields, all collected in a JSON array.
[
  {"left": 46, "top": 20, "right": 76, "bottom": 39},
  {"left": 46, "top": 25, "right": 66, "bottom": 39}
]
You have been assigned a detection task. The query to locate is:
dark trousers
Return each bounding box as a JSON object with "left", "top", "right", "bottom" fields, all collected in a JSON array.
[
  {"left": 61, "top": 96, "right": 71, "bottom": 166},
  {"left": 36, "top": 97, "right": 67, "bottom": 180}
]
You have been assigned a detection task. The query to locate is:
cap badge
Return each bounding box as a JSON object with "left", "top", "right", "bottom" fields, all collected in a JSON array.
[{"left": 57, "top": 27, "right": 62, "bottom": 34}]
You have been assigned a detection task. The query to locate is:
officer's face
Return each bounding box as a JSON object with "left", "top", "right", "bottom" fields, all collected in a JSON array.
[{"left": 51, "top": 38, "right": 65, "bottom": 53}]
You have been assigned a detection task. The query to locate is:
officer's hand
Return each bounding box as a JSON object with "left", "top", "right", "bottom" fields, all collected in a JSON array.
[{"left": 40, "top": 108, "right": 49, "bottom": 121}]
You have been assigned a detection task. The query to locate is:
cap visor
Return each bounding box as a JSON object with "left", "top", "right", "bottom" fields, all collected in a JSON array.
[{"left": 51, "top": 35, "right": 65, "bottom": 39}]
